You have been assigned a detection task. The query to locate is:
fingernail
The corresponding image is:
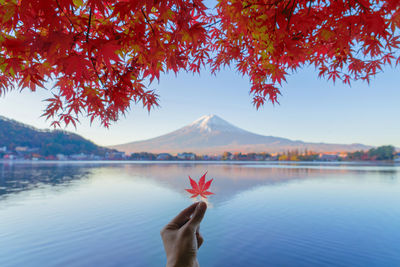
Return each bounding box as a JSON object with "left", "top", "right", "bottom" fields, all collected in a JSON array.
[{"left": 198, "top": 201, "right": 207, "bottom": 211}]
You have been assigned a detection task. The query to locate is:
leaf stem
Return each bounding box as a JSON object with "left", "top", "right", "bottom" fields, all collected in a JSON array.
[{"left": 141, "top": 8, "right": 155, "bottom": 35}]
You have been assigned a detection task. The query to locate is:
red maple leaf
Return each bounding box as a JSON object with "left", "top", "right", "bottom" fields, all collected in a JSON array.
[
  {"left": 2, "top": 0, "right": 400, "bottom": 128},
  {"left": 185, "top": 172, "right": 214, "bottom": 199}
]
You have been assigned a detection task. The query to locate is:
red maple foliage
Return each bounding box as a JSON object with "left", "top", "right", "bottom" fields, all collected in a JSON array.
[
  {"left": 1, "top": 0, "right": 400, "bottom": 126},
  {"left": 185, "top": 172, "right": 214, "bottom": 199}
]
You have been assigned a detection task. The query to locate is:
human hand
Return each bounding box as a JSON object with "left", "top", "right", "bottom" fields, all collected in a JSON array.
[{"left": 161, "top": 202, "right": 207, "bottom": 267}]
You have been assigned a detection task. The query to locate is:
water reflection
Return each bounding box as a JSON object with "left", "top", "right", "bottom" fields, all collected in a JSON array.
[
  {"left": 1, "top": 161, "right": 398, "bottom": 203},
  {"left": 0, "top": 161, "right": 399, "bottom": 267},
  {"left": 0, "top": 163, "right": 92, "bottom": 198}
]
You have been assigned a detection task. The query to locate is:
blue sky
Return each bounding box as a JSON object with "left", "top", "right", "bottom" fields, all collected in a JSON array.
[{"left": 0, "top": 63, "right": 399, "bottom": 148}]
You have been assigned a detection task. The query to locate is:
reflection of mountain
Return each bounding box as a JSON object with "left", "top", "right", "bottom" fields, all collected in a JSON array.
[
  {"left": 114, "top": 162, "right": 397, "bottom": 203},
  {"left": 111, "top": 115, "right": 372, "bottom": 154},
  {"left": 1, "top": 162, "right": 396, "bottom": 203}
]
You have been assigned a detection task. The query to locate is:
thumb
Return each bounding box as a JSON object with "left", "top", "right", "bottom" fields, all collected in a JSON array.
[{"left": 187, "top": 201, "right": 207, "bottom": 229}]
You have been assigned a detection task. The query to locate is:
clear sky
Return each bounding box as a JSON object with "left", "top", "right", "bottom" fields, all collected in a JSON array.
[{"left": 0, "top": 63, "right": 399, "bottom": 148}]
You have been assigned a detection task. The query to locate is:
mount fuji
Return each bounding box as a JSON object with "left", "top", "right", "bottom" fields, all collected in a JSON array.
[{"left": 110, "top": 115, "right": 372, "bottom": 154}]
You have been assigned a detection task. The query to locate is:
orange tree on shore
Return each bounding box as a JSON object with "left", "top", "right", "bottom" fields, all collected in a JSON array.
[{"left": 1, "top": 0, "right": 400, "bottom": 127}]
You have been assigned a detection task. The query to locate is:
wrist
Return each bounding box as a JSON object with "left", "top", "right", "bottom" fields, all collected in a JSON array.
[{"left": 166, "top": 258, "right": 198, "bottom": 267}]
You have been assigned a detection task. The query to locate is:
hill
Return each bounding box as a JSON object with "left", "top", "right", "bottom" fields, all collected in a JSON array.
[
  {"left": 0, "top": 116, "right": 111, "bottom": 156},
  {"left": 110, "top": 115, "right": 372, "bottom": 154}
]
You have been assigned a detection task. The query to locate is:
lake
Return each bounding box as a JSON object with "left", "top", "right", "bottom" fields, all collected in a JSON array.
[{"left": 0, "top": 161, "right": 399, "bottom": 266}]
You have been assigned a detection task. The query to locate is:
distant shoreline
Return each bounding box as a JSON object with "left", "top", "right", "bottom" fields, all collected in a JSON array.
[{"left": 0, "top": 159, "right": 399, "bottom": 165}]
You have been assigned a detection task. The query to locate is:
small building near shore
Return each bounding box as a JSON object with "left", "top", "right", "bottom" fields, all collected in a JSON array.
[
  {"left": 56, "top": 154, "right": 67, "bottom": 160},
  {"left": 106, "top": 151, "right": 126, "bottom": 160},
  {"left": 156, "top": 153, "right": 173, "bottom": 160},
  {"left": 70, "top": 153, "right": 89, "bottom": 160},
  {"left": 3, "top": 154, "right": 15, "bottom": 160},
  {"left": 177, "top": 153, "right": 195, "bottom": 160},
  {"left": 319, "top": 153, "right": 339, "bottom": 161}
]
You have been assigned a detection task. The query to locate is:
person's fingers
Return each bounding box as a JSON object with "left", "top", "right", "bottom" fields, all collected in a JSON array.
[
  {"left": 187, "top": 201, "right": 207, "bottom": 229},
  {"left": 196, "top": 231, "right": 204, "bottom": 248},
  {"left": 164, "top": 202, "right": 199, "bottom": 229}
]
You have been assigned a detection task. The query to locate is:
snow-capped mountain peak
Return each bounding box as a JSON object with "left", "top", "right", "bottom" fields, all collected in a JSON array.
[{"left": 189, "top": 114, "right": 245, "bottom": 133}]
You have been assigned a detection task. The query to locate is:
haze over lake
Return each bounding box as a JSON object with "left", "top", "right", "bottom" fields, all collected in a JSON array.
[{"left": 1, "top": 161, "right": 399, "bottom": 266}]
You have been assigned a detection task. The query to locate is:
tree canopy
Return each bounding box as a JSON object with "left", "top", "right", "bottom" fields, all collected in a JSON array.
[{"left": 1, "top": 0, "right": 400, "bottom": 127}]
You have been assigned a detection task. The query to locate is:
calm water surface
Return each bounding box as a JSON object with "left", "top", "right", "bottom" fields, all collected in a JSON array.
[{"left": 0, "top": 161, "right": 399, "bottom": 266}]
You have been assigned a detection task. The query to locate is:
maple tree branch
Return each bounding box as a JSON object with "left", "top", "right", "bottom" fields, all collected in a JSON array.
[
  {"left": 243, "top": 0, "right": 283, "bottom": 10},
  {"left": 204, "top": 20, "right": 221, "bottom": 29},
  {"left": 348, "top": 0, "right": 353, "bottom": 37},
  {"left": 55, "top": 0, "right": 76, "bottom": 30},
  {"left": 286, "top": 0, "right": 297, "bottom": 30},
  {"left": 84, "top": 7, "right": 105, "bottom": 88},
  {"left": 89, "top": 57, "right": 106, "bottom": 89},
  {"left": 141, "top": 8, "right": 155, "bottom": 35},
  {"left": 283, "top": 0, "right": 294, "bottom": 12},
  {"left": 353, "top": 0, "right": 369, "bottom": 12},
  {"left": 55, "top": 0, "right": 84, "bottom": 47},
  {"left": 86, "top": 7, "right": 93, "bottom": 43},
  {"left": 307, "top": 0, "right": 313, "bottom": 15},
  {"left": 85, "top": 8, "right": 106, "bottom": 89}
]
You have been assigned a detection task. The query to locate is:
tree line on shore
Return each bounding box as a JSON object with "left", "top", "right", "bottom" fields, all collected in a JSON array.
[
  {"left": 1, "top": 145, "right": 397, "bottom": 162},
  {"left": 347, "top": 146, "right": 396, "bottom": 161},
  {"left": 128, "top": 146, "right": 398, "bottom": 162}
]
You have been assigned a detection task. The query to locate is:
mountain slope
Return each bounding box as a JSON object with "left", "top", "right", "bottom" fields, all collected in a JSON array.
[
  {"left": 0, "top": 116, "right": 112, "bottom": 156},
  {"left": 111, "top": 115, "right": 372, "bottom": 154}
]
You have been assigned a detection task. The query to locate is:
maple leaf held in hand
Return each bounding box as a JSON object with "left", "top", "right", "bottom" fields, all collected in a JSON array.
[{"left": 185, "top": 172, "right": 214, "bottom": 199}]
